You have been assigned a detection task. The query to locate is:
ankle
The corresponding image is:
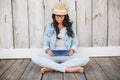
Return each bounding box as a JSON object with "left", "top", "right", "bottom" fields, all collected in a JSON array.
[
  {"left": 66, "top": 68, "right": 73, "bottom": 72},
  {"left": 66, "top": 67, "right": 84, "bottom": 73}
]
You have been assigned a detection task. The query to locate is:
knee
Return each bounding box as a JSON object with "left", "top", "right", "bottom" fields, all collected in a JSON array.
[
  {"left": 82, "top": 55, "right": 90, "bottom": 66},
  {"left": 85, "top": 56, "right": 90, "bottom": 63},
  {"left": 31, "top": 56, "right": 37, "bottom": 63},
  {"left": 79, "top": 55, "right": 90, "bottom": 64}
]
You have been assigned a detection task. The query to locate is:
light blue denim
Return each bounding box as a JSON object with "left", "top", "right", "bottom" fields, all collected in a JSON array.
[
  {"left": 32, "top": 23, "right": 89, "bottom": 72},
  {"left": 32, "top": 53, "right": 89, "bottom": 72},
  {"left": 43, "top": 24, "right": 78, "bottom": 52}
]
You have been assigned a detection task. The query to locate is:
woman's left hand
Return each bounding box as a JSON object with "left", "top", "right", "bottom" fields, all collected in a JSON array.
[{"left": 67, "top": 49, "right": 74, "bottom": 56}]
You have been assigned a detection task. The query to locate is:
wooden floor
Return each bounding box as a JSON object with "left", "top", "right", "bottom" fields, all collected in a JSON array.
[{"left": 0, "top": 57, "right": 120, "bottom": 80}]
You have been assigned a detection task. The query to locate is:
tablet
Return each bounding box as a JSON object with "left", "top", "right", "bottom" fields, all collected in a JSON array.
[{"left": 51, "top": 50, "right": 70, "bottom": 56}]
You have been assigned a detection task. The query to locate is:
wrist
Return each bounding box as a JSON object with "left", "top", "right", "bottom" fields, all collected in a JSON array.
[
  {"left": 46, "top": 48, "right": 50, "bottom": 53},
  {"left": 70, "top": 49, "right": 75, "bottom": 53}
]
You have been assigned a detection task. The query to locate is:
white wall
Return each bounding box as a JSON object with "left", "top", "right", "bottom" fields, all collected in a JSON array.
[
  {"left": 0, "top": 47, "right": 120, "bottom": 59},
  {"left": 0, "top": 0, "right": 120, "bottom": 48}
]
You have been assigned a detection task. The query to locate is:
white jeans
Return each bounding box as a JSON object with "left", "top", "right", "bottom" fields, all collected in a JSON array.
[{"left": 32, "top": 53, "right": 89, "bottom": 72}]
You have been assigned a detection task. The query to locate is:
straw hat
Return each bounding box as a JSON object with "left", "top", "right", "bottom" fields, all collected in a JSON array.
[{"left": 52, "top": 4, "right": 68, "bottom": 15}]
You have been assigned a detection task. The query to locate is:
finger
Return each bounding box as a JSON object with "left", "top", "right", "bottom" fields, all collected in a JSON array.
[
  {"left": 67, "top": 52, "right": 70, "bottom": 56},
  {"left": 50, "top": 52, "right": 54, "bottom": 56},
  {"left": 68, "top": 52, "right": 73, "bottom": 56},
  {"left": 67, "top": 52, "right": 71, "bottom": 56}
]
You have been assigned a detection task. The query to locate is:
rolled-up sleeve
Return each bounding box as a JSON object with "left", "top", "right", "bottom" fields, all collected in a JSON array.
[
  {"left": 43, "top": 25, "right": 51, "bottom": 52},
  {"left": 70, "top": 25, "right": 79, "bottom": 52}
]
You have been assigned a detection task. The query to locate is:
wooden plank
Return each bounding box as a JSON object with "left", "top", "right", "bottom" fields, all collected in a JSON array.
[
  {"left": 0, "top": 0, "right": 13, "bottom": 48},
  {"left": 28, "top": 0, "right": 44, "bottom": 48},
  {"left": 64, "top": 73, "right": 76, "bottom": 80},
  {"left": 20, "top": 60, "right": 34, "bottom": 80},
  {"left": 27, "top": 64, "right": 42, "bottom": 80},
  {"left": 0, "top": 60, "right": 8, "bottom": 68},
  {"left": 9, "top": 59, "right": 30, "bottom": 80},
  {"left": 44, "top": 0, "right": 59, "bottom": 25},
  {"left": 74, "top": 73, "right": 86, "bottom": 80},
  {"left": 111, "top": 57, "right": 120, "bottom": 67},
  {"left": 60, "top": 0, "right": 76, "bottom": 26},
  {"left": 0, "top": 60, "right": 15, "bottom": 77},
  {"left": 118, "top": 57, "right": 120, "bottom": 59},
  {"left": 0, "top": 60, "right": 23, "bottom": 80},
  {"left": 93, "top": 0, "right": 107, "bottom": 46},
  {"left": 95, "top": 58, "right": 120, "bottom": 80},
  {"left": 108, "top": 0, "right": 120, "bottom": 46},
  {"left": 77, "top": 0, "right": 92, "bottom": 46},
  {"left": 12, "top": 0, "right": 29, "bottom": 48},
  {"left": 0, "top": 58, "right": 119, "bottom": 80},
  {"left": 84, "top": 58, "right": 109, "bottom": 80},
  {"left": 43, "top": 72, "right": 63, "bottom": 80}
]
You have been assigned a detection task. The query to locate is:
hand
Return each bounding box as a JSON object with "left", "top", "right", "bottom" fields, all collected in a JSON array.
[
  {"left": 67, "top": 49, "right": 74, "bottom": 56},
  {"left": 46, "top": 49, "right": 54, "bottom": 56}
]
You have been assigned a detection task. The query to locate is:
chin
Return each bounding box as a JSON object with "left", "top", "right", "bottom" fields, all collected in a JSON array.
[{"left": 58, "top": 21, "right": 62, "bottom": 23}]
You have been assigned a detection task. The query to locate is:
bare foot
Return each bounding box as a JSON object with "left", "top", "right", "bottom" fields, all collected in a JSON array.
[
  {"left": 41, "top": 67, "right": 53, "bottom": 73},
  {"left": 66, "top": 67, "right": 84, "bottom": 73}
]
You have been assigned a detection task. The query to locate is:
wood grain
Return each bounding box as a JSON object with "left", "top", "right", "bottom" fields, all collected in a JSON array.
[
  {"left": 108, "top": 0, "right": 120, "bottom": 46},
  {"left": 93, "top": 0, "right": 107, "bottom": 46},
  {"left": 0, "top": 0, "right": 13, "bottom": 48},
  {"left": 77, "top": 0, "right": 92, "bottom": 46},
  {"left": 12, "top": 0, "right": 29, "bottom": 48},
  {"left": 28, "top": 0, "right": 44, "bottom": 48}
]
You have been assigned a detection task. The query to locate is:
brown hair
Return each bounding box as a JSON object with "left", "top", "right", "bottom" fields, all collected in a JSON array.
[{"left": 51, "top": 14, "right": 74, "bottom": 39}]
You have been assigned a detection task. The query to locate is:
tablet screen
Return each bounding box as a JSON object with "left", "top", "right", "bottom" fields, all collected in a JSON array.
[{"left": 51, "top": 50, "right": 70, "bottom": 56}]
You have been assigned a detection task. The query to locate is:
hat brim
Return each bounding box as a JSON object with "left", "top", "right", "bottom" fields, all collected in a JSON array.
[{"left": 52, "top": 8, "right": 68, "bottom": 15}]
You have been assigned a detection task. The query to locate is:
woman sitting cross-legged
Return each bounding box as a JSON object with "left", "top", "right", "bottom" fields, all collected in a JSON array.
[{"left": 32, "top": 3, "right": 89, "bottom": 73}]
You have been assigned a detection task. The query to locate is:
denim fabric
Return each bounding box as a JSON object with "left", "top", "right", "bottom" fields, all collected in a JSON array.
[
  {"left": 43, "top": 24, "right": 78, "bottom": 52},
  {"left": 32, "top": 53, "right": 89, "bottom": 72}
]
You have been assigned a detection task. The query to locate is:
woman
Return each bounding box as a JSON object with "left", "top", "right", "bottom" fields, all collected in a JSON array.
[{"left": 32, "top": 4, "right": 89, "bottom": 73}]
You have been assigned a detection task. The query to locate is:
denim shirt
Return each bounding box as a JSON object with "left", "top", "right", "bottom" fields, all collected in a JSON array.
[{"left": 43, "top": 23, "right": 78, "bottom": 52}]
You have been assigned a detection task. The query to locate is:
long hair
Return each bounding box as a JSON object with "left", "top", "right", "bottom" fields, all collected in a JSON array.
[{"left": 51, "top": 14, "right": 74, "bottom": 39}]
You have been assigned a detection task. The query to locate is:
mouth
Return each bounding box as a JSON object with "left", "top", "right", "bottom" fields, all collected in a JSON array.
[{"left": 58, "top": 20, "right": 62, "bottom": 22}]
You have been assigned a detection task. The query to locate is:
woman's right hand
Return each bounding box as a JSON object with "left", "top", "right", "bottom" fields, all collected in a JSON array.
[{"left": 46, "top": 49, "right": 54, "bottom": 56}]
